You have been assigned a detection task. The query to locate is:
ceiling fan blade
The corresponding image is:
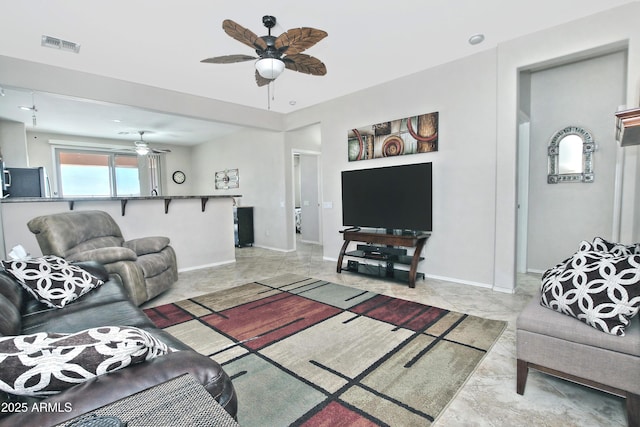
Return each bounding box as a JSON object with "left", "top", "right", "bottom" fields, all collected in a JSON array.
[
  {"left": 255, "top": 70, "right": 274, "bottom": 87},
  {"left": 201, "top": 54, "right": 257, "bottom": 64},
  {"left": 222, "top": 19, "right": 268, "bottom": 51},
  {"left": 275, "top": 27, "right": 327, "bottom": 55},
  {"left": 282, "top": 53, "right": 327, "bottom": 76},
  {"left": 151, "top": 148, "right": 171, "bottom": 154}
]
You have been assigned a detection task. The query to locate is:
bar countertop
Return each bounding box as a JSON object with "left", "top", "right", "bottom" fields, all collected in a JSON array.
[{"left": 1, "top": 195, "right": 242, "bottom": 215}]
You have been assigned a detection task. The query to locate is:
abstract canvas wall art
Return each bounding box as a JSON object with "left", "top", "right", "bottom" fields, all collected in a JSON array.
[{"left": 348, "top": 112, "right": 438, "bottom": 161}]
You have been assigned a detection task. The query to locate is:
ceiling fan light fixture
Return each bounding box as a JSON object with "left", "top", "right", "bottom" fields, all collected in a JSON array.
[
  {"left": 135, "top": 145, "right": 150, "bottom": 155},
  {"left": 255, "top": 58, "right": 285, "bottom": 80}
]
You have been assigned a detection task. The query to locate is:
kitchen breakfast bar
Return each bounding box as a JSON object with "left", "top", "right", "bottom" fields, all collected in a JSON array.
[{"left": 0, "top": 195, "right": 240, "bottom": 271}]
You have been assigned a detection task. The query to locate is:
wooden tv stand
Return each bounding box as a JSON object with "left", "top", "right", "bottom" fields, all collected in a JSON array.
[{"left": 337, "top": 230, "right": 430, "bottom": 288}]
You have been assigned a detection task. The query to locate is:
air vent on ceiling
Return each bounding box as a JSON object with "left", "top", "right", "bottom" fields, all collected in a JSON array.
[{"left": 41, "top": 35, "right": 81, "bottom": 53}]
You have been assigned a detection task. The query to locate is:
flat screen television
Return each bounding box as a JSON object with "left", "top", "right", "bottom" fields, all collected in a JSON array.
[{"left": 341, "top": 162, "right": 432, "bottom": 232}]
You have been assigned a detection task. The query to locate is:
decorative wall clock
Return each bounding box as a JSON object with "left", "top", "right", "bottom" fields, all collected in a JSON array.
[{"left": 172, "top": 170, "right": 186, "bottom": 184}]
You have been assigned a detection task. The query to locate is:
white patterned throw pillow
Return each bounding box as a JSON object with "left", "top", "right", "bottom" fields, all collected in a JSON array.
[
  {"left": 541, "top": 240, "right": 640, "bottom": 336},
  {"left": 1, "top": 256, "right": 104, "bottom": 308},
  {"left": 0, "top": 326, "right": 173, "bottom": 396},
  {"left": 591, "top": 236, "right": 640, "bottom": 257}
]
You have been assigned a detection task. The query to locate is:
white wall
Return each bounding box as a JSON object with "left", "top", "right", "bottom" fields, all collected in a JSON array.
[
  {"left": 191, "top": 127, "right": 289, "bottom": 251},
  {"left": 0, "top": 120, "right": 28, "bottom": 167},
  {"left": 287, "top": 50, "right": 500, "bottom": 289}
]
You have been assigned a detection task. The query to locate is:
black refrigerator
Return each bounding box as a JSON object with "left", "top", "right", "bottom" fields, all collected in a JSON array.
[{"left": 4, "top": 167, "right": 50, "bottom": 198}]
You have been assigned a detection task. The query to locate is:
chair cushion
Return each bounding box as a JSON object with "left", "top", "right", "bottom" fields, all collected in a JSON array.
[
  {"left": 518, "top": 291, "right": 640, "bottom": 357},
  {"left": 540, "top": 240, "right": 640, "bottom": 336},
  {"left": 66, "top": 247, "right": 137, "bottom": 265},
  {"left": 0, "top": 326, "right": 173, "bottom": 396},
  {"left": 67, "top": 236, "right": 126, "bottom": 259}
]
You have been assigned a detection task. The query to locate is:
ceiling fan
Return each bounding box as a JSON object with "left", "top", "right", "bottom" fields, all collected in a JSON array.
[
  {"left": 130, "top": 131, "right": 171, "bottom": 155},
  {"left": 200, "top": 15, "right": 327, "bottom": 86}
]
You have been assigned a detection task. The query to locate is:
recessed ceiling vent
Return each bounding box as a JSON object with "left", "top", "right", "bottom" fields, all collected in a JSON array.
[{"left": 41, "top": 35, "right": 80, "bottom": 53}]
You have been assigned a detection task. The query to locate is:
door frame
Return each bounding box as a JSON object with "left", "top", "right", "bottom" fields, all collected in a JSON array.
[{"left": 291, "top": 149, "right": 322, "bottom": 249}]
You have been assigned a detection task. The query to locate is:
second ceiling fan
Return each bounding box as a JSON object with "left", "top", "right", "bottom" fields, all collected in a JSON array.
[
  {"left": 201, "top": 15, "right": 328, "bottom": 86},
  {"left": 131, "top": 131, "right": 171, "bottom": 155}
]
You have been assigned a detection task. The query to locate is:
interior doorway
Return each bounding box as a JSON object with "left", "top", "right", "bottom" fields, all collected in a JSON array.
[
  {"left": 292, "top": 151, "right": 322, "bottom": 246},
  {"left": 516, "top": 49, "right": 626, "bottom": 273}
]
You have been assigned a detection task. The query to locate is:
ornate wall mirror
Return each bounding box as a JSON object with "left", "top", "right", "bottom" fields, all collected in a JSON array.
[{"left": 547, "top": 126, "right": 595, "bottom": 183}]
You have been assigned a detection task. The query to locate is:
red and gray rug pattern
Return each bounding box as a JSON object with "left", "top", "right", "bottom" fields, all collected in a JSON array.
[{"left": 144, "top": 274, "right": 506, "bottom": 426}]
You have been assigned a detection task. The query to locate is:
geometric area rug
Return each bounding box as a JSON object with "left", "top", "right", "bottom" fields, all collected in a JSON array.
[{"left": 144, "top": 274, "right": 507, "bottom": 426}]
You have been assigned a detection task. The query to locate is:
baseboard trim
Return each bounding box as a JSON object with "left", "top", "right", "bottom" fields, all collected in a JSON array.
[
  {"left": 178, "top": 259, "right": 235, "bottom": 273},
  {"left": 424, "top": 273, "right": 494, "bottom": 290},
  {"left": 326, "top": 256, "right": 514, "bottom": 293},
  {"left": 253, "top": 244, "right": 295, "bottom": 253},
  {"left": 299, "top": 239, "right": 321, "bottom": 245}
]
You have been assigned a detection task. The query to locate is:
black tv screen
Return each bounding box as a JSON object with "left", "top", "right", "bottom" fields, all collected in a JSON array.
[{"left": 341, "top": 162, "right": 433, "bottom": 232}]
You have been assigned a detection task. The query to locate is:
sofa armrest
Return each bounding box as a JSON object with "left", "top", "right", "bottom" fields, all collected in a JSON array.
[
  {"left": 67, "top": 247, "right": 137, "bottom": 265},
  {"left": 123, "top": 237, "right": 170, "bottom": 256},
  {"left": 0, "top": 351, "right": 236, "bottom": 427}
]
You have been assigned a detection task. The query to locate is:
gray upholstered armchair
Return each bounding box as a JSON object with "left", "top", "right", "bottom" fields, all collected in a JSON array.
[{"left": 27, "top": 210, "right": 178, "bottom": 305}]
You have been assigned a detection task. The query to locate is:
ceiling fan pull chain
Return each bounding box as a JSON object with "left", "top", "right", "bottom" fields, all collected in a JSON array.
[
  {"left": 267, "top": 82, "right": 271, "bottom": 110},
  {"left": 266, "top": 80, "right": 276, "bottom": 110}
]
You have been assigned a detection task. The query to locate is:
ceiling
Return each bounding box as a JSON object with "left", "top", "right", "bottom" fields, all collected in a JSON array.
[{"left": 0, "top": 0, "right": 636, "bottom": 146}]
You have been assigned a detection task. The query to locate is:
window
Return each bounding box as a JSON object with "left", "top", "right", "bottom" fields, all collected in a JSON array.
[
  {"left": 57, "top": 150, "right": 141, "bottom": 197},
  {"left": 114, "top": 155, "right": 141, "bottom": 196}
]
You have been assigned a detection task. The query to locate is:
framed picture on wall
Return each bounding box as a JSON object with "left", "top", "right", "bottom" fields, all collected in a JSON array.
[
  {"left": 347, "top": 112, "right": 438, "bottom": 161},
  {"left": 215, "top": 169, "right": 239, "bottom": 189}
]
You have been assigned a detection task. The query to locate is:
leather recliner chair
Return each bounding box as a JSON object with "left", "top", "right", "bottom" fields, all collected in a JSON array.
[{"left": 27, "top": 210, "right": 177, "bottom": 305}]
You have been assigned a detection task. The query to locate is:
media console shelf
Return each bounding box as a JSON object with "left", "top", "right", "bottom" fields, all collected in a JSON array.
[{"left": 336, "top": 230, "right": 431, "bottom": 288}]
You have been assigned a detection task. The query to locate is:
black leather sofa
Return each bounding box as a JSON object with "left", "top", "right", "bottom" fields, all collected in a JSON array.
[{"left": 0, "top": 261, "right": 237, "bottom": 426}]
